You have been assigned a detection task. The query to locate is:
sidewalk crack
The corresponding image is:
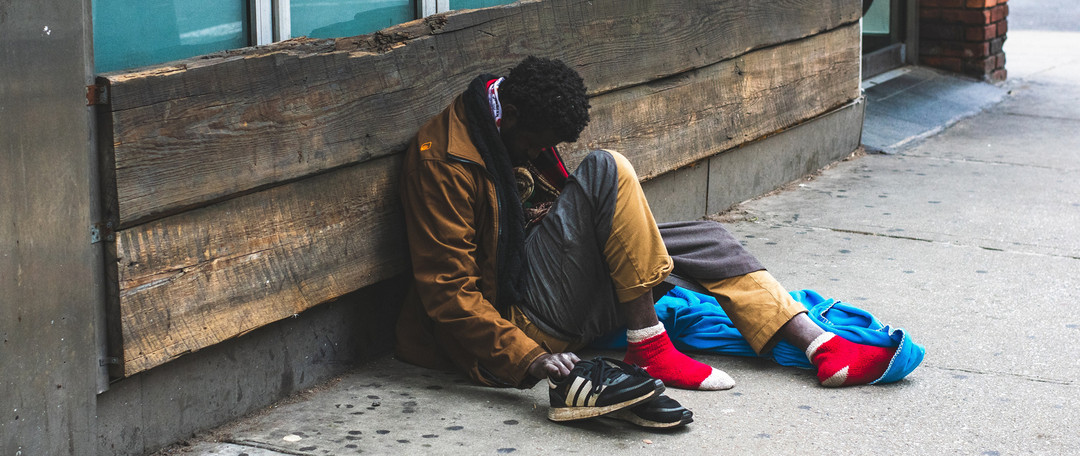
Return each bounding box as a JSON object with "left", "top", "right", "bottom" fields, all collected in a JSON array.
[
  {"left": 1001, "top": 111, "right": 1080, "bottom": 123},
  {"left": 925, "top": 364, "right": 1075, "bottom": 386},
  {"left": 752, "top": 219, "right": 1080, "bottom": 261},
  {"left": 898, "top": 154, "right": 1070, "bottom": 171},
  {"left": 822, "top": 227, "right": 935, "bottom": 243},
  {"left": 223, "top": 439, "right": 312, "bottom": 455}
]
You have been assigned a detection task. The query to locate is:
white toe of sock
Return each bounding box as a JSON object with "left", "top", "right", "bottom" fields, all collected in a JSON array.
[
  {"left": 821, "top": 366, "right": 849, "bottom": 387},
  {"left": 698, "top": 368, "right": 736, "bottom": 390}
]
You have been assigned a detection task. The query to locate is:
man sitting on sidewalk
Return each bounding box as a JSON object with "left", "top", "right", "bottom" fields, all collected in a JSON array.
[{"left": 395, "top": 56, "right": 896, "bottom": 425}]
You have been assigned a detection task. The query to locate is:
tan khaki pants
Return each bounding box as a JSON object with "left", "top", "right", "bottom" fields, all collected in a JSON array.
[{"left": 518, "top": 150, "right": 802, "bottom": 354}]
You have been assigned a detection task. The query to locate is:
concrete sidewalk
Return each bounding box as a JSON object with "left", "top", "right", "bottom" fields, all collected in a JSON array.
[{"left": 167, "top": 31, "right": 1080, "bottom": 456}]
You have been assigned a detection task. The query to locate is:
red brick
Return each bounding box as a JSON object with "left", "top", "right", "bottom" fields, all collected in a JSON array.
[
  {"left": 920, "top": 40, "right": 991, "bottom": 57},
  {"left": 964, "top": 56, "right": 997, "bottom": 75},
  {"left": 989, "top": 36, "right": 1006, "bottom": 54},
  {"left": 920, "top": 7, "right": 942, "bottom": 20},
  {"left": 919, "top": 40, "right": 945, "bottom": 56},
  {"left": 968, "top": 42, "right": 991, "bottom": 57},
  {"left": 922, "top": 0, "right": 965, "bottom": 7},
  {"left": 991, "top": 4, "right": 1009, "bottom": 22},
  {"left": 923, "top": 56, "right": 963, "bottom": 73},
  {"left": 966, "top": 0, "right": 997, "bottom": 7},
  {"left": 997, "top": 19, "right": 1008, "bottom": 37},
  {"left": 924, "top": 22, "right": 966, "bottom": 40},
  {"left": 995, "top": 52, "right": 1007, "bottom": 69},
  {"left": 990, "top": 68, "right": 1008, "bottom": 82},
  {"left": 942, "top": 8, "right": 992, "bottom": 24},
  {"left": 920, "top": 41, "right": 948, "bottom": 56},
  {"left": 965, "top": 24, "right": 995, "bottom": 41}
]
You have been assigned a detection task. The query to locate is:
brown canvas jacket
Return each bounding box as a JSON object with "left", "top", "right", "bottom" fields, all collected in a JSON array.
[{"left": 395, "top": 94, "right": 547, "bottom": 388}]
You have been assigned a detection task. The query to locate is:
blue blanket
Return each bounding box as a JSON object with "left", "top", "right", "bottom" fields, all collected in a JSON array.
[{"left": 591, "top": 287, "right": 924, "bottom": 384}]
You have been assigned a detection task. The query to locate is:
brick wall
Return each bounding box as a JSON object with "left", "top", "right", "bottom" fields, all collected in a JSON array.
[{"left": 919, "top": 0, "right": 1008, "bottom": 81}]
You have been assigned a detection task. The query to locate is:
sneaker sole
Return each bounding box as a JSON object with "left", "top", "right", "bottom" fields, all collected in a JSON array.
[
  {"left": 548, "top": 387, "right": 662, "bottom": 422},
  {"left": 606, "top": 408, "right": 694, "bottom": 429}
]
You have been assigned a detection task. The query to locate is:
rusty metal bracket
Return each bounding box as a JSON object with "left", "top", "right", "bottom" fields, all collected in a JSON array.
[
  {"left": 86, "top": 82, "right": 109, "bottom": 106},
  {"left": 90, "top": 221, "right": 115, "bottom": 244}
]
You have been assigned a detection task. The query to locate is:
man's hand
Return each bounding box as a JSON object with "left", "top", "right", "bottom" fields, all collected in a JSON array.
[{"left": 528, "top": 352, "right": 580, "bottom": 380}]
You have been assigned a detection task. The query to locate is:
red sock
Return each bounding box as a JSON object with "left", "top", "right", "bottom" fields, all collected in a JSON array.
[
  {"left": 806, "top": 332, "right": 897, "bottom": 387},
  {"left": 623, "top": 324, "right": 734, "bottom": 390}
]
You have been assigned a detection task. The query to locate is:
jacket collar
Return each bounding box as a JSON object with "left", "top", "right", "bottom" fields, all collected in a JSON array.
[{"left": 447, "top": 95, "right": 486, "bottom": 166}]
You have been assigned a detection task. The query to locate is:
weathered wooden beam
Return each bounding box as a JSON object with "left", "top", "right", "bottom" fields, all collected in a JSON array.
[
  {"left": 101, "top": 0, "right": 860, "bottom": 227},
  {"left": 565, "top": 23, "right": 864, "bottom": 179},
  {"left": 114, "top": 155, "right": 405, "bottom": 376},
  {"left": 113, "top": 24, "right": 862, "bottom": 376}
]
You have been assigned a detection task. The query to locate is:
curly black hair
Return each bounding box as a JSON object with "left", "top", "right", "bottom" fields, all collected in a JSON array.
[{"left": 500, "top": 56, "right": 591, "bottom": 143}]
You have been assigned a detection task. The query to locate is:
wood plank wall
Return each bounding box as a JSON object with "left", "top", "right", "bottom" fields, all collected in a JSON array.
[{"left": 99, "top": 0, "right": 862, "bottom": 376}]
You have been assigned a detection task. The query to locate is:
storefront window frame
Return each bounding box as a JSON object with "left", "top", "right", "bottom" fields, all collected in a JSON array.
[{"left": 95, "top": 0, "right": 514, "bottom": 73}]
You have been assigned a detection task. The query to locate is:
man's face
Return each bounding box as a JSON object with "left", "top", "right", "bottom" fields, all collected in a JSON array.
[
  {"left": 499, "top": 103, "right": 563, "bottom": 164},
  {"left": 501, "top": 125, "right": 561, "bottom": 165}
]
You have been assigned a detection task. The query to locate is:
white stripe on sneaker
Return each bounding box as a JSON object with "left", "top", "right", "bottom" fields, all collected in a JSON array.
[
  {"left": 585, "top": 385, "right": 603, "bottom": 407},
  {"left": 568, "top": 377, "right": 587, "bottom": 406}
]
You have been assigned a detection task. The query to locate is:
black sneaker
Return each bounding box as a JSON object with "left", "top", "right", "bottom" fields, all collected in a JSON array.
[
  {"left": 607, "top": 394, "right": 694, "bottom": 429},
  {"left": 548, "top": 357, "right": 664, "bottom": 422}
]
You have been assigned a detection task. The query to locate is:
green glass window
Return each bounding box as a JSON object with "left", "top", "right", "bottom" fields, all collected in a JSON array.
[
  {"left": 93, "top": 0, "right": 249, "bottom": 73},
  {"left": 291, "top": 0, "right": 417, "bottom": 39},
  {"left": 863, "top": 0, "right": 891, "bottom": 35},
  {"left": 449, "top": 0, "right": 516, "bottom": 10}
]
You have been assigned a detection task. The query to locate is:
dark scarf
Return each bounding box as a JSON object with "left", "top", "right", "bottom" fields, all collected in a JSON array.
[{"left": 461, "top": 75, "right": 527, "bottom": 306}]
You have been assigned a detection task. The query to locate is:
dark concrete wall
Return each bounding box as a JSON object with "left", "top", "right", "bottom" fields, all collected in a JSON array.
[
  {"left": 0, "top": 0, "right": 100, "bottom": 454},
  {"left": 644, "top": 100, "right": 866, "bottom": 223}
]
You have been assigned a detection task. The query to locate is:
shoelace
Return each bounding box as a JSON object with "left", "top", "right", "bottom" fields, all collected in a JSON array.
[
  {"left": 585, "top": 357, "right": 620, "bottom": 395},
  {"left": 621, "top": 361, "right": 651, "bottom": 379},
  {"left": 599, "top": 357, "right": 652, "bottom": 380}
]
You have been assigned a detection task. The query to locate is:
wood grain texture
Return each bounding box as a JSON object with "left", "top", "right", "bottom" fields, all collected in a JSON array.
[
  {"left": 114, "top": 155, "right": 404, "bottom": 375},
  {"left": 102, "top": 0, "right": 860, "bottom": 227},
  {"left": 111, "top": 24, "right": 862, "bottom": 376},
  {"left": 563, "top": 23, "right": 864, "bottom": 179}
]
